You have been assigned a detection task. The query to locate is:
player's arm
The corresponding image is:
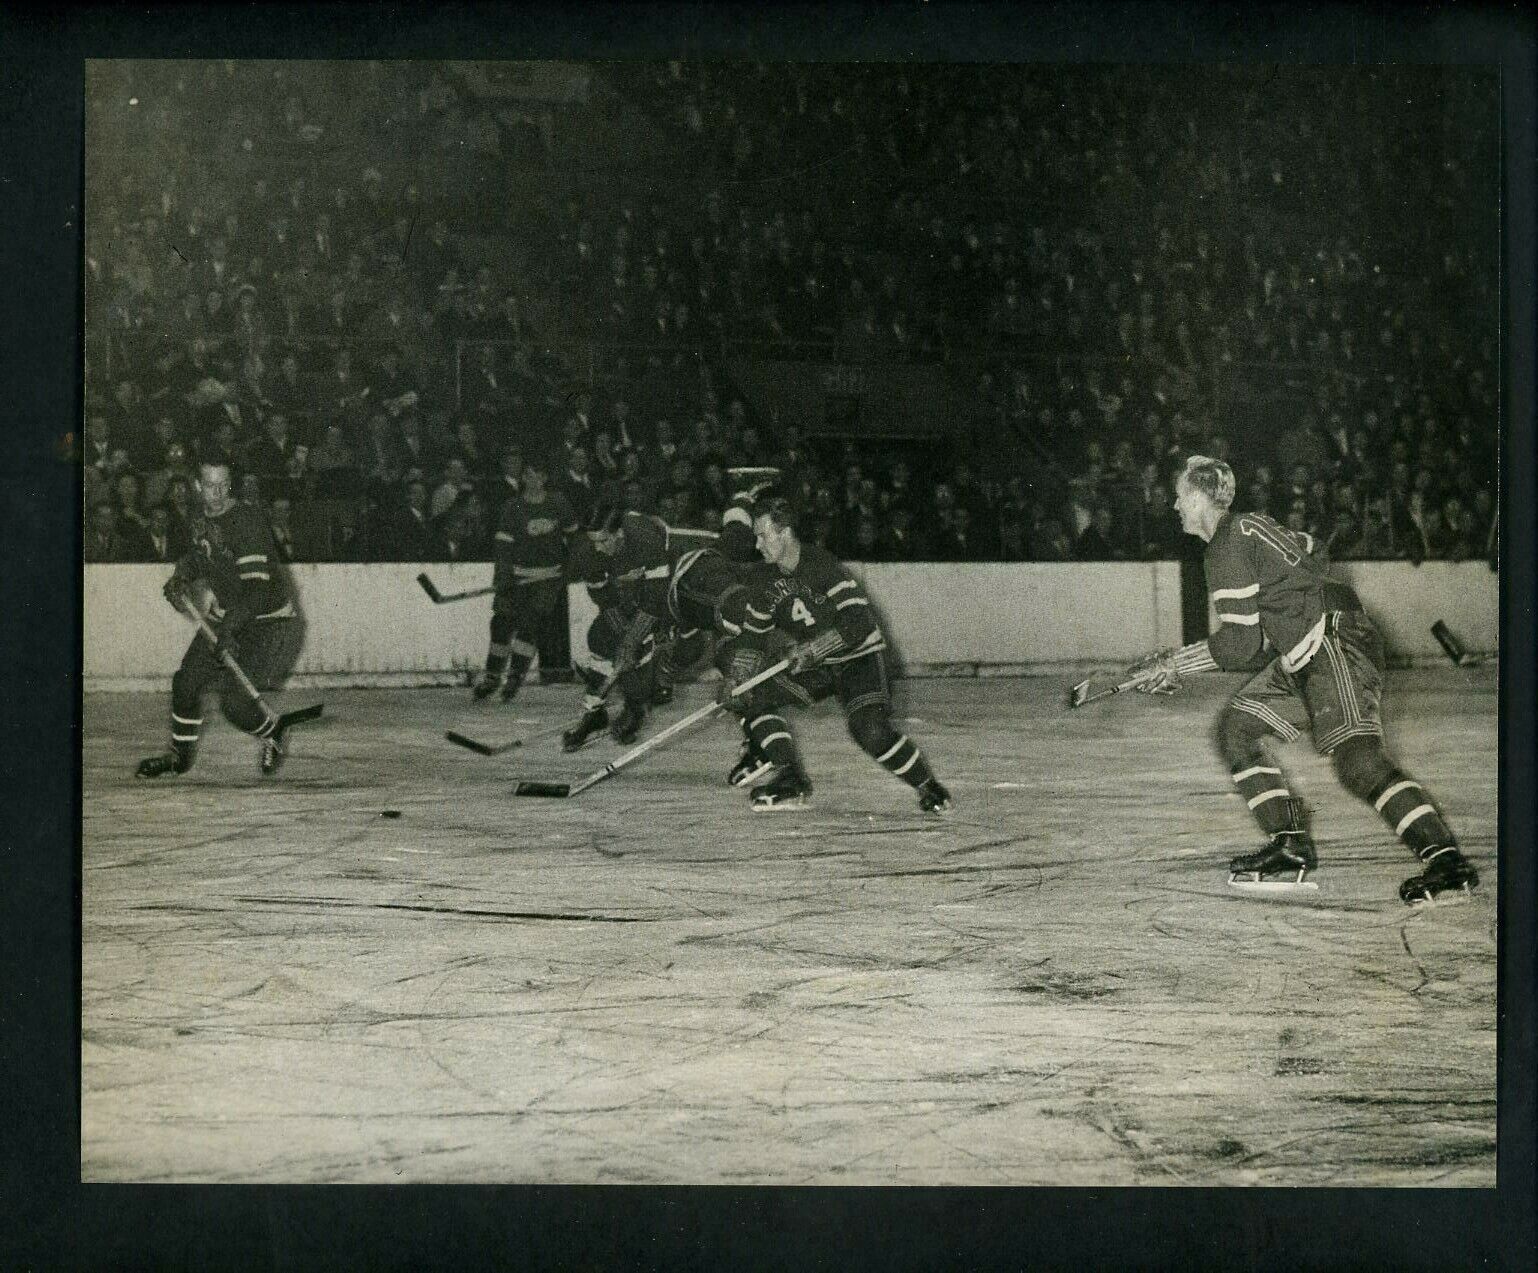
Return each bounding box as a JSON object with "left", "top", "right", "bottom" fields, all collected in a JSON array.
[
  {"left": 788, "top": 566, "right": 881, "bottom": 672},
  {"left": 1200, "top": 530, "right": 1266, "bottom": 671},
  {"left": 215, "top": 511, "right": 285, "bottom": 643},
  {"left": 718, "top": 492, "right": 760, "bottom": 563}
]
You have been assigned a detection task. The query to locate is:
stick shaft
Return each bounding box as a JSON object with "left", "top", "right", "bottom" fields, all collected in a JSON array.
[
  {"left": 183, "top": 603, "right": 272, "bottom": 711},
  {"left": 566, "top": 657, "right": 792, "bottom": 795}
]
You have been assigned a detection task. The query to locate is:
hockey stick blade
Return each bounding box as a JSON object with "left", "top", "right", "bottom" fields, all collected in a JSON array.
[
  {"left": 1068, "top": 678, "right": 1092, "bottom": 708},
  {"left": 513, "top": 780, "right": 573, "bottom": 798},
  {"left": 416, "top": 573, "right": 446, "bottom": 603},
  {"left": 446, "top": 730, "right": 522, "bottom": 757},
  {"left": 279, "top": 703, "right": 325, "bottom": 728}
]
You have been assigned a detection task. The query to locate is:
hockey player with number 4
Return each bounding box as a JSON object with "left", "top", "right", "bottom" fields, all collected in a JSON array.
[
  {"left": 1126, "top": 455, "right": 1478, "bottom": 905},
  {"left": 722, "top": 496, "right": 953, "bottom": 815}
]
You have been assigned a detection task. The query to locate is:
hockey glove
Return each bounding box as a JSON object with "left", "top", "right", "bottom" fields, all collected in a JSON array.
[
  {"left": 1127, "top": 648, "right": 1181, "bottom": 695},
  {"left": 212, "top": 629, "right": 242, "bottom": 664},
  {"left": 787, "top": 630, "right": 844, "bottom": 674}
]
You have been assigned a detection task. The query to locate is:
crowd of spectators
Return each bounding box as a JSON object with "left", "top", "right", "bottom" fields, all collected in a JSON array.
[{"left": 84, "top": 61, "right": 1499, "bottom": 568}]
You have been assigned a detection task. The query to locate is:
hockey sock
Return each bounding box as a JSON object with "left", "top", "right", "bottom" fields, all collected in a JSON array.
[
  {"left": 1230, "top": 762, "right": 1297, "bottom": 835},
  {"left": 168, "top": 709, "right": 202, "bottom": 763},
  {"left": 484, "top": 613, "right": 515, "bottom": 676},
  {"left": 224, "top": 687, "right": 277, "bottom": 738},
  {"left": 1369, "top": 773, "right": 1456, "bottom": 855},
  {"left": 870, "top": 732, "right": 935, "bottom": 790},
  {"left": 505, "top": 640, "right": 535, "bottom": 684},
  {"left": 746, "top": 712, "right": 800, "bottom": 772}
]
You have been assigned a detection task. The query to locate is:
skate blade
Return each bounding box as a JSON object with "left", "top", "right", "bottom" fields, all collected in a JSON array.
[
  {"left": 1407, "top": 886, "right": 1474, "bottom": 909},
  {"left": 751, "top": 797, "right": 809, "bottom": 812},
  {"left": 1228, "top": 876, "right": 1319, "bottom": 893}
]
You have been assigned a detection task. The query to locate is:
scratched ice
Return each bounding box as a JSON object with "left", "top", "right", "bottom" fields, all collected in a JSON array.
[{"left": 82, "top": 670, "right": 1498, "bottom": 1184}]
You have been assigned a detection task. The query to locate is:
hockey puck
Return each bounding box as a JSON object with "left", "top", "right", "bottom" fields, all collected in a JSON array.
[{"left": 380, "top": 810, "right": 402, "bottom": 819}]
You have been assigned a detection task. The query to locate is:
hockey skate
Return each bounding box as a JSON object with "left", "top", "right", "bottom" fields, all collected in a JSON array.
[
  {"left": 136, "top": 746, "right": 194, "bottom": 779},
  {"left": 751, "top": 771, "right": 812, "bottom": 811},
  {"left": 1229, "top": 798, "right": 1318, "bottom": 892},
  {"left": 562, "top": 705, "right": 609, "bottom": 753},
  {"left": 728, "top": 740, "right": 776, "bottom": 789},
  {"left": 918, "top": 777, "right": 954, "bottom": 815},
  {"left": 259, "top": 723, "right": 289, "bottom": 778},
  {"left": 499, "top": 666, "right": 527, "bottom": 703},
  {"left": 471, "top": 672, "right": 503, "bottom": 701},
  {"left": 609, "top": 699, "right": 645, "bottom": 745},
  {"left": 1399, "top": 846, "right": 1479, "bottom": 907}
]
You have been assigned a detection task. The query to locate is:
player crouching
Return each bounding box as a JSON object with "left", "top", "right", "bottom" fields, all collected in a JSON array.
[
  {"left": 717, "top": 497, "right": 952, "bottom": 816},
  {"left": 1126, "top": 455, "right": 1478, "bottom": 906}
]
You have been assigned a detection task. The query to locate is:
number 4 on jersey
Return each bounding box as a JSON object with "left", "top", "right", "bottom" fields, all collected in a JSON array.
[{"left": 790, "top": 598, "right": 816, "bottom": 628}]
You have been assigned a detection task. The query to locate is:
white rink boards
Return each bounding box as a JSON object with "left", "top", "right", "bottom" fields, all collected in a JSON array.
[{"left": 81, "top": 669, "right": 1498, "bottom": 1185}]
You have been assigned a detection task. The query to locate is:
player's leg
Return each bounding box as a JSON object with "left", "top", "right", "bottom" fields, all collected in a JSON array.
[
  {"left": 718, "top": 640, "right": 817, "bottom": 808},
  {"left": 655, "top": 628, "right": 707, "bottom": 708},
  {"left": 838, "top": 652, "right": 952, "bottom": 813},
  {"left": 1315, "top": 612, "right": 1477, "bottom": 904},
  {"left": 137, "top": 636, "right": 218, "bottom": 777},
  {"left": 1218, "top": 661, "right": 1316, "bottom": 881},
  {"left": 473, "top": 588, "right": 517, "bottom": 699},
  {"left": 563, "top": 608, "right": 621, "bottom": 752},
  {"left": 214, "top": 619, "right": 292, "bottom": 776},
  {"left": 499, "top": 581, "right": 549, "bottom": 703},
  {"left": 608, "top": 628, "right": 657, "bottom": 744}
]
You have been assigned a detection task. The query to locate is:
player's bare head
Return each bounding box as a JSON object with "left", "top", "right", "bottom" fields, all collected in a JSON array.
[
  {"left": 585, "top": 501, "right": 624, "bottom": 554},
  {"left": 1177, "top": 455, "right": 1235, "bottom": 509},
  {"left": 195, "top": 460, "right": 233, "bottom": 513},
  {"left": 752, "top": 496, "right": 801, "bottom": 568}
]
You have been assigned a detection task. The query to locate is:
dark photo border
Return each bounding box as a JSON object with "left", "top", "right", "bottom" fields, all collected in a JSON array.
[{"left": 3, "top": 3, "right": 1533, "bottom": 1269}]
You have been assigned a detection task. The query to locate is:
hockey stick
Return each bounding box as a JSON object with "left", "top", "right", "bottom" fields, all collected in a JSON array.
[
  {"left": 514, "top": 656, "right": 793, "bottom": 798},
  {"left": 417, "top": 572, "right": 496, "bottom": 605},
  {"left": 181, "top": 602, "right": 325, "bottom": 730},
  {"left": 444, "top": 663, "right": 627, "bottom": 757},
  {"left": 1067, "top": 669, "right": 1165, "bottom": 709},
  {"left": 1430, "top": 620, "right": 1490, "bottom": 668}
]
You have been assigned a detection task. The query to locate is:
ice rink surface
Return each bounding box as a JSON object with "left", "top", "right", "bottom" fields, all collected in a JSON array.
[{"left": 81, "top": 668, "right": 1498, "bottom": 1185}]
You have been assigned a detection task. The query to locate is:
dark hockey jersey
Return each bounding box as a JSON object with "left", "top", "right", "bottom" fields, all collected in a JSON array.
[
  {"left": 178, "top": 502, "right": 292, "bottom": 627},
  {"left": 741, "top": 542, "right": 884, "bottom": 664},
  {"left": 1204, "top": 510, "right": 1363, "bottom": 673},
  {"left": 494, "top": 491, "right": 578, "bottom": 585}
]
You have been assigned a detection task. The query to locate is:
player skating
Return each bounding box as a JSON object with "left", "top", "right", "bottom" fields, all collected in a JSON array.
[
  {"left": 1125, "top": 455, "right": 1478, "bottom": 905},
  {"left": 136, "top": 460, "right": 298, "bottom": 779},
  {"left": 720, "top": 496, "right": 953, "bottom": 815},
  {"left": 472, "top": 458, "right": 578, "bottom": 703}
]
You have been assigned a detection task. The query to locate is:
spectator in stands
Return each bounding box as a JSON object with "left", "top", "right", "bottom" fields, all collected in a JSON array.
[
  {"left": 85, "top": 499, "right": 139, "bottom": 563},
  {"left": 143, "top": 503, "right": 187, "bottom": 563}
]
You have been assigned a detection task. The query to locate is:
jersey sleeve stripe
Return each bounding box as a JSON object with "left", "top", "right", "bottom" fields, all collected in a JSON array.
[
  {"left": 1218, "top": 612, "right": 1260, "bottom": 626},
  {"left": 1211, "top": 584, "right": 1260, "bottom": 601},
  {"left": 236, "top": 554, "right": 267, "bottom": 565},
  {"left": 835, "top": 596, "right": 869, "bottom": 610},
  {"left": 746, "top": 605, "right": 773, "bottom": 619},
  {"left": 495, "top": 531, "right": 515, "bottom": 543},
  {"left": 240, "top": 571, "right": 272, "bottom": 581},
  {"left": 827, "top": 579, "right": 859, "bottom": 596}
]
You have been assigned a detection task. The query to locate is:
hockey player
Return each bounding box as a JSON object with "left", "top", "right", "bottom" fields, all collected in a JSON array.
[
  {"left": 722, "top": 496, "right": 953, "bottom": 815},
  {"left": 562, "top": 501, "right": 727, "bottom": 748},
  {"left": 473, "top": 457, "right": 578, "bottom": 703},
  {"left": 560, "top": 502, "right": 658, "bottom": 750},
  {"left": 1126, "top": 454, "right": 1478, "bottom": 905},
  {"left": 136, "top": 459, "right": 297, "bottom": 779}
]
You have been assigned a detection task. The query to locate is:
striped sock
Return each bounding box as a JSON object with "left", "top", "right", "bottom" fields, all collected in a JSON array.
[
  {"left": 1370, "top": 773, "right": 1455, "bottom": 855},
  {"left": 747, "top": 712, "right": 799, "bottom": 771},
  {"left": 1231, "top": 763, "right": 1295, "bottom": 835},
  {"left": 169, "top": 710, "right": 202, "bottom": 758},
  {"left": 874, "top": 733, "right": 934, "bottom": 791}
]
